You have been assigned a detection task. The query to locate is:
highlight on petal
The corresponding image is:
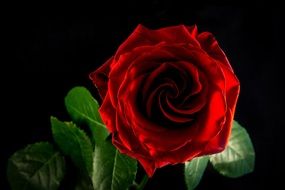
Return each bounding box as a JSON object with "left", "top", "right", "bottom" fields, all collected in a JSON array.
[
  {"left": 187, "top": 24, "right": 198, "bottom": 38},
  {"left": 217, "top": 62, "right": 240, "bottom": 112},
  {"left": 202, "top": 109, "right": 233, "bottom": 154},
  {"left": 194, "top": 87, "right": 227, "bottom": 143}
]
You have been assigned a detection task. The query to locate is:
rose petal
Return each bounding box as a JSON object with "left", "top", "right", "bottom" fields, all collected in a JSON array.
[
  {"left": 99, "top": 92, "right": 116, "bottom": 132},
  {"left": 178, "top": 71, "right": 208, "bottom": 112},
  {"left": 153, "top": 141, "right": 202, "bottom": 165},
  {"left": 108, "top": 46, "right": 154, "bottom": 107},
  {"left": 158, "top": 93, "right": 194, "bottom": 123},
  {"left": 172, "top": 61, "right": 202, "bottom": 97},
  {"left": 115, "top": 25, "right": 200, "bottom": 58},
  {"left": 142, "top": 62, "right": 172, "bottom": 102},
  {"left": 115, "top": 25, "right": 156, "bottom": 60},
  {"left": 89, "top": 57, "right": 113, "bottom": 99},
  {"left": 110, "top": 43, "right": 176, "bottom": 108},
  {"left": 118, "top": 74, "right": 199, "bottom": 152},
  {"left": 166, "top": 92, "right": 206, "bottom": 115},
  {"left": 154, "top": 25, "right": 200, "bottom": 47},
  {"left": 146, "top": 82, "right": 172, "bottom": 117},
  {"left": 137, "top": 157, "right": 156, "bottom": 177},
  {"left": 218, "top": 62, "right": 240, "bottom": 112},
  {"left": 198, "top": 32, "right": 233, "bottom": 71},
  {"left": 162, "top": 44, "right": 226, "bottom": 93},
  {"left": 112, "top": 138, "right": 155, "bottom": 177},
  {"left": 186, "top": 25, "right": 198, "bottom": 38},
  {"left": 194, "top": 86, "right": 227, "bottom": 143},
  {"left": 114, "top": 108, "right": 150, "bottom": 155},
  {"left": 202, "top": 109, "right": 233, "bottom": 154}
]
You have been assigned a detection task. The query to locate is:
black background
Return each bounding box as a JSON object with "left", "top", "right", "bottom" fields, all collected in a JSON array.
[{"left": 3, "top": 1, "right": 284, "bottom": 189}]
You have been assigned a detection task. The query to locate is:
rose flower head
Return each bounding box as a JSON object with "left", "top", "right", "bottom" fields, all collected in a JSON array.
[{"left": 90, "top": 24, "right": 240, "bottom": 177}]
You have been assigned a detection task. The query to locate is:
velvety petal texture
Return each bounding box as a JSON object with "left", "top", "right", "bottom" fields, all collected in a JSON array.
[{"left": 89, "top": 24, "right": 240, "bottom": 177}]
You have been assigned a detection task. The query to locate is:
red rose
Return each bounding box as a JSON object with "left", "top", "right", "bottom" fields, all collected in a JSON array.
[{"left": 90, "top": 24, "right": 240, "bottom": 176}]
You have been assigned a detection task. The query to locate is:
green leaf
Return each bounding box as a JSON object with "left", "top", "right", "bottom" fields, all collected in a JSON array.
[
  {"left": 65, "top": 86, "right": 108, "bottom": 143},
  {"left": 184, "top": 156, "right": 209, "bottom": 190},
  {"left": 65, "top": 86, "right": 102, "bottom": 124},
  {"left": 51, "top": 117, "right": 93, "bottom": 176},
  {"left": 92, "top": 139, "right": 137, "bottom": 190},
  {"left": 65, "top": 87, "right": 137, "bottom": 189},
  {"left": 209, "top": 120, "right": 255, "bottom": 178},
  {"left": 7, "top": 142, "right": 65, "bottom": 190}
]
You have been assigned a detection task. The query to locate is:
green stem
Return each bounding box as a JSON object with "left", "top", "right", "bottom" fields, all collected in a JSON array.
[{"left": 137, "top": 174, "right": 148, "bottom": 190}]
